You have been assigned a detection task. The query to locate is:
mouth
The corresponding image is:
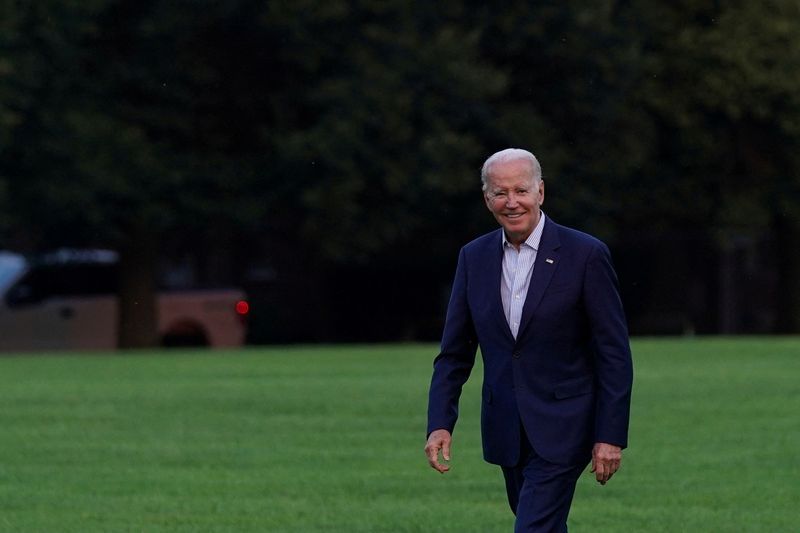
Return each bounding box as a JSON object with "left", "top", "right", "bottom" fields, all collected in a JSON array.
[{"left": 504, "top": 213, "right": 525, "bottom": 219}]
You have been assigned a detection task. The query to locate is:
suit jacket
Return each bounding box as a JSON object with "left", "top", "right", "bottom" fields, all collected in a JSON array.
[{"left": 427, "top": 218, "right": 633, "bottom": 467}]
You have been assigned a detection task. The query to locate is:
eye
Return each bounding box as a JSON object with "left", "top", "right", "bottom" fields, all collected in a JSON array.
[
  {"left": 516, "top": 189, "right": 529, "bottom": 195},
  {"left": 493, "top": 191, "right": 507, "bottom": 198}
]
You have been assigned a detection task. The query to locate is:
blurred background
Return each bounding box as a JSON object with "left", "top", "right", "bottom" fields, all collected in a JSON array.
[{"left": 1, "top": 0, "right": 799, "bottom": 350}]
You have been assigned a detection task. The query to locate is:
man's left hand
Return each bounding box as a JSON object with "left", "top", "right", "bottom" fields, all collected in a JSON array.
[{"left": 591, "top": 442, "right": 622, "bottom": 485}]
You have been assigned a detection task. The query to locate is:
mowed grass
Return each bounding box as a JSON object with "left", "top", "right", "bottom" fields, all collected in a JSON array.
[{"left": 0, "top": 338, "right": 797, "bottom": 532}]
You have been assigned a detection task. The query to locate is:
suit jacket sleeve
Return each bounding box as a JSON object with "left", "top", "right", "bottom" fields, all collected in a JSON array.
[
  {"left": 583, "top": 242, "right": 634, "bottom": 448},
  {"left": 427, "top": 246, "right": 479, "bottom": 436}
]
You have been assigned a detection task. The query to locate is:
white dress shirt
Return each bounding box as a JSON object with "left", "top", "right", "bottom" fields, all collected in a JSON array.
[{"left": 501, "top": 212, "right": 546, "bottom": 339}]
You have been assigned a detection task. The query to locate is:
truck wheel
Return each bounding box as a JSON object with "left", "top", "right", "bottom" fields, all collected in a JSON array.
[{"left": 161, "top": 320, "right": 210, "bottom": 347}]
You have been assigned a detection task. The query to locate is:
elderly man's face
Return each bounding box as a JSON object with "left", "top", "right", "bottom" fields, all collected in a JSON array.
[{"left": 484, "top": 158, "right": 544, "bottom": 246}]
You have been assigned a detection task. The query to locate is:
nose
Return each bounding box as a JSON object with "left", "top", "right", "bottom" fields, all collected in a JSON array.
[{"left": 505, "top": 192, "right": 519, "bottom": 207}]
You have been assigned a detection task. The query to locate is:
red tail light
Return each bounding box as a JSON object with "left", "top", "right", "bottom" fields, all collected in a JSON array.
[{"left": 235, "top": 300, "right": 250, "bottom": 317}]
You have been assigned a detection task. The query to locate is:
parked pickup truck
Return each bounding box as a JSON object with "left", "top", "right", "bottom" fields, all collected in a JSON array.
[{"left": 0, "top": 249, "right": 248, "bottom": 352}]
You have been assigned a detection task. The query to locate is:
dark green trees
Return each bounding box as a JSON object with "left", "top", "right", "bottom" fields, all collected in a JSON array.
[{"left": 2, "top": 1, "right": 799, "bottom": 344}]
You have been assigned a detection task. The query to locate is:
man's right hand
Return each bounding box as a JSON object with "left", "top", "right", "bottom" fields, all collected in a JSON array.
[{"left": 424, "top": 429, "right": 452, "bottom": 473}]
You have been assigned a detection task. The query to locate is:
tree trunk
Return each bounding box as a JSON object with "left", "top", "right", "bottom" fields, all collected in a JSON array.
[
  {"left": 117, "top": 227, "right": 159, "bottom": 349},
  {"left": 775, "top": 217, "right": 800, "bottom": 333},
  {"left": 717, "top": 240, "right": 737, "bottom": 334}
]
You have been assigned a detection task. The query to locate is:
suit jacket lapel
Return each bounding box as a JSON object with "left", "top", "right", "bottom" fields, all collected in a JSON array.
[
  {"left": 484, "top": 229, "right": 515, "bottom": 342},
  {"left": 517, "top": 219, "right": 561, "bottom": 340}
]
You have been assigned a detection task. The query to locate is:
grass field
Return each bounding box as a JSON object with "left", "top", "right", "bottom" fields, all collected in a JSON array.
[{"left": 0, "top": 338, "right": 797, "bottom": 532}]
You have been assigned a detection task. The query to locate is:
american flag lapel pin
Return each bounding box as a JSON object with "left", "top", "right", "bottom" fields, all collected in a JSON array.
[{"left": 545, "top": 258, "right": 554, "bottom": 264}]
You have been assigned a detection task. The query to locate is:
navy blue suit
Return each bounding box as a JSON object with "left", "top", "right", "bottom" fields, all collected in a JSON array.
[{"left": 427, "top": 218, "right": 633, "bottom": 529}]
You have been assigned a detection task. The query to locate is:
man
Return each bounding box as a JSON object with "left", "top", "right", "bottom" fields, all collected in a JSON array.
[{"left": 425, "top": 148, "right": 633, "bottom": 532}]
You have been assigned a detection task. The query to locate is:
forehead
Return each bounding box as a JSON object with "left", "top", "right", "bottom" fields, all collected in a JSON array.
[{"left": 486, "top": 158, "right": 536, "bottom": 189}]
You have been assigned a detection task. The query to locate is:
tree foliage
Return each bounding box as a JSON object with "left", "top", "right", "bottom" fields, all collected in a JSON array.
[{"left": 1, "top": 0, "right": 799, "bottom": 341}]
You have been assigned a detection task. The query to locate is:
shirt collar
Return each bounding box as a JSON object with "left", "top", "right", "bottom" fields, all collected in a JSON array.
[{"left": 502, "top": 211, "right": 546, "bottom": 251}]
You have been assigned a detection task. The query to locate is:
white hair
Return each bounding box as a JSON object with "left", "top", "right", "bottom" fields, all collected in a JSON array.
[{"left": 480, "top": 148, "right": 542, "bottom": 191}]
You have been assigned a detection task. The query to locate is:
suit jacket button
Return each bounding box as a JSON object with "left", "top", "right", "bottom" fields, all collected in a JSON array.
[{"left": 512, "top": 351, "right": 521, "bottom": 359}]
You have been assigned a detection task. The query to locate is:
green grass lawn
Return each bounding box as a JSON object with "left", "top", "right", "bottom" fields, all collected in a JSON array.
[{"left": 0, "top": 338, "right": 797, "bottom": 532}]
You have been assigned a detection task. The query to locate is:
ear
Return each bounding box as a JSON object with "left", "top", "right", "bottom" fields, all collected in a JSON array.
[
  {"left": 538, "top": 179, "right": 545, "bottom": 206},
  {"left": 484, "top": 192, "right": 493, "bottom": 211}
]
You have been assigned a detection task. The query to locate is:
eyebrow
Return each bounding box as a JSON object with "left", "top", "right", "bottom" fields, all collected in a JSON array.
[{"left": 492, "top": 187, "right": 529, "bottom": 192}]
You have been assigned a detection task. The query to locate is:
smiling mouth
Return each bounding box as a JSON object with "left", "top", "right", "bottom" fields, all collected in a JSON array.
[{"left": 504, "top": 213, "right": 524, "bottom": 219}]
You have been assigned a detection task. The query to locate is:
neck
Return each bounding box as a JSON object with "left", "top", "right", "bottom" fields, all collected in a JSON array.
[{"left": 505, "top": 232, "right": 529, "bottom": 250}]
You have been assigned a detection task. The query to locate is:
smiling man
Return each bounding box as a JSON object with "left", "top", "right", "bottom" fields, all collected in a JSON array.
[
  {"left": 425, "top": 148, "right": 633, "bottom": 532},
  {"left": 482, "top": 152, "right": 545, "bottom": 248}
]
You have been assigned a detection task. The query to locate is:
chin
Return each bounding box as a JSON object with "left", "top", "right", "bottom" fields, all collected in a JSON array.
[{"left": 507, "top": 223, "right": 531, "bottom": 233}]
